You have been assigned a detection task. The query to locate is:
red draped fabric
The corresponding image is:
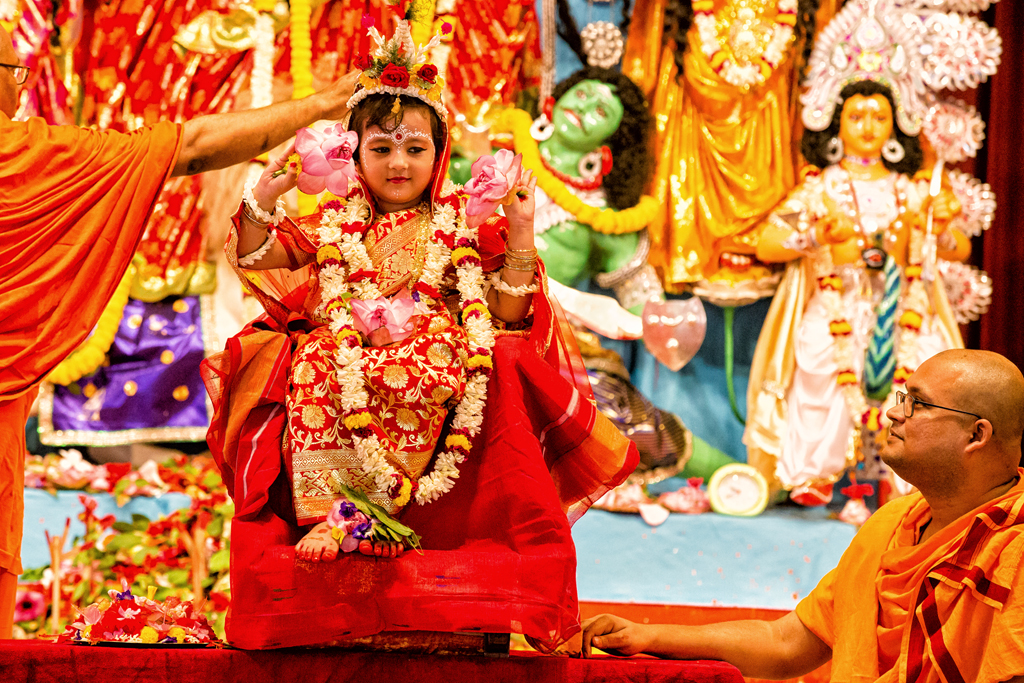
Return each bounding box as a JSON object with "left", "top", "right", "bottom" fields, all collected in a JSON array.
[{"left": 0, "top": 641, "right": 744, "bottom": 683}]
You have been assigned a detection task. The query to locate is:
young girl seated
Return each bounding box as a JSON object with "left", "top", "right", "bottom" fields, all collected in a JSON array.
[{"left": 201, "top": 18, "right": 637, "bottom": 649}]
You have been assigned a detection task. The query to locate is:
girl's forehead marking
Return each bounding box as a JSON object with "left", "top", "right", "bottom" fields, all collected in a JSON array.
[{"left": 362, "top": 123, "right": 432, "bottom": 147}]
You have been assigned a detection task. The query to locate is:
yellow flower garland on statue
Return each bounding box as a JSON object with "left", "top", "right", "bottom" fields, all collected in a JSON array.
[
  {"left": 46, "top": 264, "right": 136, "bottom": 386},
  {"left": 497, "top": 109, "right": 659, "bottom": 236}
]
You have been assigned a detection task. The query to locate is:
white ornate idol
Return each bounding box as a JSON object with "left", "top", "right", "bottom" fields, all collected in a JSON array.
[{"left": 693, "top": 0, "right": 799, "bottom": 91}]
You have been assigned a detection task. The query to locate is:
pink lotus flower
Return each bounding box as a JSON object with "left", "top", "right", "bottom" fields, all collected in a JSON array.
[
  {"left": 295, "top": 124, "right": 360, "bottom": 196},
  {"left": 464, "top": 150, "right": 523, "bottom": 228},
  {"left": 350, "top": 294, "right": 418, "bottom": 345}
]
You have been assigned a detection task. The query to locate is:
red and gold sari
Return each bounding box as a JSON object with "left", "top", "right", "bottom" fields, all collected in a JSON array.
[{"left": 284, "top": 205, "right": 472, "bottom": 520}]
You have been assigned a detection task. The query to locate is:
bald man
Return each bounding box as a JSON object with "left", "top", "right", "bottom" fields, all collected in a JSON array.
[
  {"left": 0, "top": 26, "right": 356, "bottom": 637},
  {"left": 582, "top": 349, "right": 1024, "bottom": 682}
]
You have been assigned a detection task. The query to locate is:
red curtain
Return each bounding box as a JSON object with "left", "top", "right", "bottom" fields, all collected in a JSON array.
[{"left": 968, "top": 5, "right": 1024, "bottom": 367}]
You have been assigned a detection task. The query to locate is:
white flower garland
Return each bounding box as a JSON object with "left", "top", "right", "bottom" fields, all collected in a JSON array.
[
  {"left": 693, "top": 0, "right": 797, "bottom": 90},
  {"left": 243, "top": 181, "right": 285, "bottom": 226},
  {"left": 238, "top": 228, "right": 278, "bottom": 266},
  {"left": 315, "top": 193, "right": 496, "bottom": 505},
  {"left": 485, "top": 270, "right": 540, "bottom": 297}
]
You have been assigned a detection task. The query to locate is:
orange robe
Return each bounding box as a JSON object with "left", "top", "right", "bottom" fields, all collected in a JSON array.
[
  {"left": 0, "top": 114, "right": 182, "bottom": 587},
  {"left": 796, "top": 472, "right": 1024, "bottom": 683}
]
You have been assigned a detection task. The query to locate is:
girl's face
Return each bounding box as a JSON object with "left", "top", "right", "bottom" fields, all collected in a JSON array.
[{"left": 356, "top": 108, "right": 437, "bottom": 213}]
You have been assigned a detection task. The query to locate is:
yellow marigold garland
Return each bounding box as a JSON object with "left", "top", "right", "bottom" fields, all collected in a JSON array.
[
  {"left": 289, "top": 0, "right": 317, "bottom": 215},
  {"left": 46, "top": 264, "right": 136, "bottom": 386},
  {"left": 497, "top": 109, "right": 658, "bottom": 236}
]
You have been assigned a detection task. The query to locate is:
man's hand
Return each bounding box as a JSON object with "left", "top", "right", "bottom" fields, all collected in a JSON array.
[
  {"left": 317, "top": 70, "right": 359, "bottom": 121},
  {"left": 173, "top": 71, "right": 357, "bottom": 177},
  {"left": 581, "top": 614, "right": 653, "bottom": 657}
]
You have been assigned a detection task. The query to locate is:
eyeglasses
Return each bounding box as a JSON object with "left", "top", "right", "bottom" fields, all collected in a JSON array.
[
  {"left": 0, "top": 63, "right": 30, "bottom": 85},
  {"left": 895, "top": 390, "right": 983, "bottom": 420}
]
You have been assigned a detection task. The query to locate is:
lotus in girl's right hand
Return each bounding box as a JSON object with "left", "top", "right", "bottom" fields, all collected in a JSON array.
[{"left": 295, "top": 124, "right": 360, "bottom": 196}]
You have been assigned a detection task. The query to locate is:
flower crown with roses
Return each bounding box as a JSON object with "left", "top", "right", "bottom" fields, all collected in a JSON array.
[{"left": 347, "top": 13, "right": 450, "bottom": 121}]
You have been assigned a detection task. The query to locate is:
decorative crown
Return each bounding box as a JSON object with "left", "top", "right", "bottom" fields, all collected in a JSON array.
[
  {"left": 801, "top": 0, "right": 926, "bottom": 136},
  {"left": 347, "top": 13, "right": 450, "bottom": 120}
]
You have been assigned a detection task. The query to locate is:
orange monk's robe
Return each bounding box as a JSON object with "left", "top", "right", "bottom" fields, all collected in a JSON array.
[
  {"left": 0, "top": 114, "right": 182, "bottom": 581},
  {"left": 796, "top": 471, "right": 1024, "bottom": 683}
]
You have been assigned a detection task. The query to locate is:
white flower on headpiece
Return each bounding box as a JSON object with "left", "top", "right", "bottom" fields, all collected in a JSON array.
[{"left": 922, "top": 99, "right": 985, "bottom": 163}]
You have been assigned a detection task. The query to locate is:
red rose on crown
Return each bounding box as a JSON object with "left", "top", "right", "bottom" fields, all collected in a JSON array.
[
  {"left": 379, "top": 63, "right": 410, "bottom": 88},
  {"left": 418, "top": 64, "right": 438, "bottom": 84},
  {"left": 354, "top": 53, "right": 373, "bottom": 71}
]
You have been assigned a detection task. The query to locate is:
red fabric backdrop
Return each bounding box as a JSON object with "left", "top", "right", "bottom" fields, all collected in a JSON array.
[{"left": 968, "top": 5, "right": 1024, "bottom": 366}]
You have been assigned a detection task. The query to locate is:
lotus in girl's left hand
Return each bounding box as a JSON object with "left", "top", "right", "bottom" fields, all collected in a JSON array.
[
  {"left": 295, "top": 124, "right": 360, "bottom": 196},
  {"left": 464, "top": 149, "right": 523, "bottom": 228}
]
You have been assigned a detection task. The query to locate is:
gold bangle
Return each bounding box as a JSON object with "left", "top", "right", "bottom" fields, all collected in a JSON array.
[
  {"left": 503, "top": 253, "right": 537, "bottom": 266},
  {"left": 505, "top": 246, "right": 538, "bottom": 257},
  {"left": 503, "top": 259, "right": 537, "bottom": 272}
]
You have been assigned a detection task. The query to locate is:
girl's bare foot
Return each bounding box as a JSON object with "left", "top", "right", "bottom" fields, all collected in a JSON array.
[{"left": 295, "top": 521, "right": 340, "bottom": 562}]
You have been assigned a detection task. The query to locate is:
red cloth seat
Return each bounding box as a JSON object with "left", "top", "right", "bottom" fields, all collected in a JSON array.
[{"left": 218, "top": 336, "right": 636, "bottom": 650}]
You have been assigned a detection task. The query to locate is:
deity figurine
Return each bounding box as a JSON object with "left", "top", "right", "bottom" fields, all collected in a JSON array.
[
  {"left": 621, "top": 0, "right": 827, "bottom": 301},
  {"left": 744, "top": 2, "right": 971, "bottom": 499},
  {"left": 499, "top": 66, "right": 660, "bottom": 314}
]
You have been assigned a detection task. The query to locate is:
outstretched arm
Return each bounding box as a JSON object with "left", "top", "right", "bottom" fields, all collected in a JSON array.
[
  {"left": 582, "top": 611, "right": 832, "bottom": 679},
  {"left": 172, "top": 71, "right": 358, "bottom": 177},
  {"left": 486, "top": 169, "right": 538, "bottom": 324}
]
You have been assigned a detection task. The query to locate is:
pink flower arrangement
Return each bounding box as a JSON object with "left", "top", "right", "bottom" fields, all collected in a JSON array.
[
  {"left": 464, "top": 150, "right": 523, "bottom": 229},
  {"left": 295, "top": 124, "right": 360, "bottom": 196}
]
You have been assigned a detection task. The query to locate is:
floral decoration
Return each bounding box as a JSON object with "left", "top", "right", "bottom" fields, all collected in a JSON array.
[
  {"left": 58, "top": 580, "right": 215, "bottom": 645},
  {"left": 692, "top": 0, "right": 797, "bottom": 90},
  {"left": 15, "top": 455, "right": 233, "bottom": 642},
  {"left": 295, "top": 125, "right": 360, "bottom": 196},
  {"left": 347, "top": 17, "right": 447, "bottom": 119},
  {"left": 813, "top": 172, "right": 925, "bottom": 453}
]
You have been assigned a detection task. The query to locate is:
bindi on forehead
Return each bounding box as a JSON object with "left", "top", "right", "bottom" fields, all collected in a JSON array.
[{"left": 362, "top": 123, "right": 432, "bottom": 150}]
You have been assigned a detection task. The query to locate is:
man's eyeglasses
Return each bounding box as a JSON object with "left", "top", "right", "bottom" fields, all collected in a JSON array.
[
  {"left": 0, "top": 63, "right": 30, "bottom": 85},
  {"left": 894, "top": 390, "right": 983, "bottom": 420}
]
